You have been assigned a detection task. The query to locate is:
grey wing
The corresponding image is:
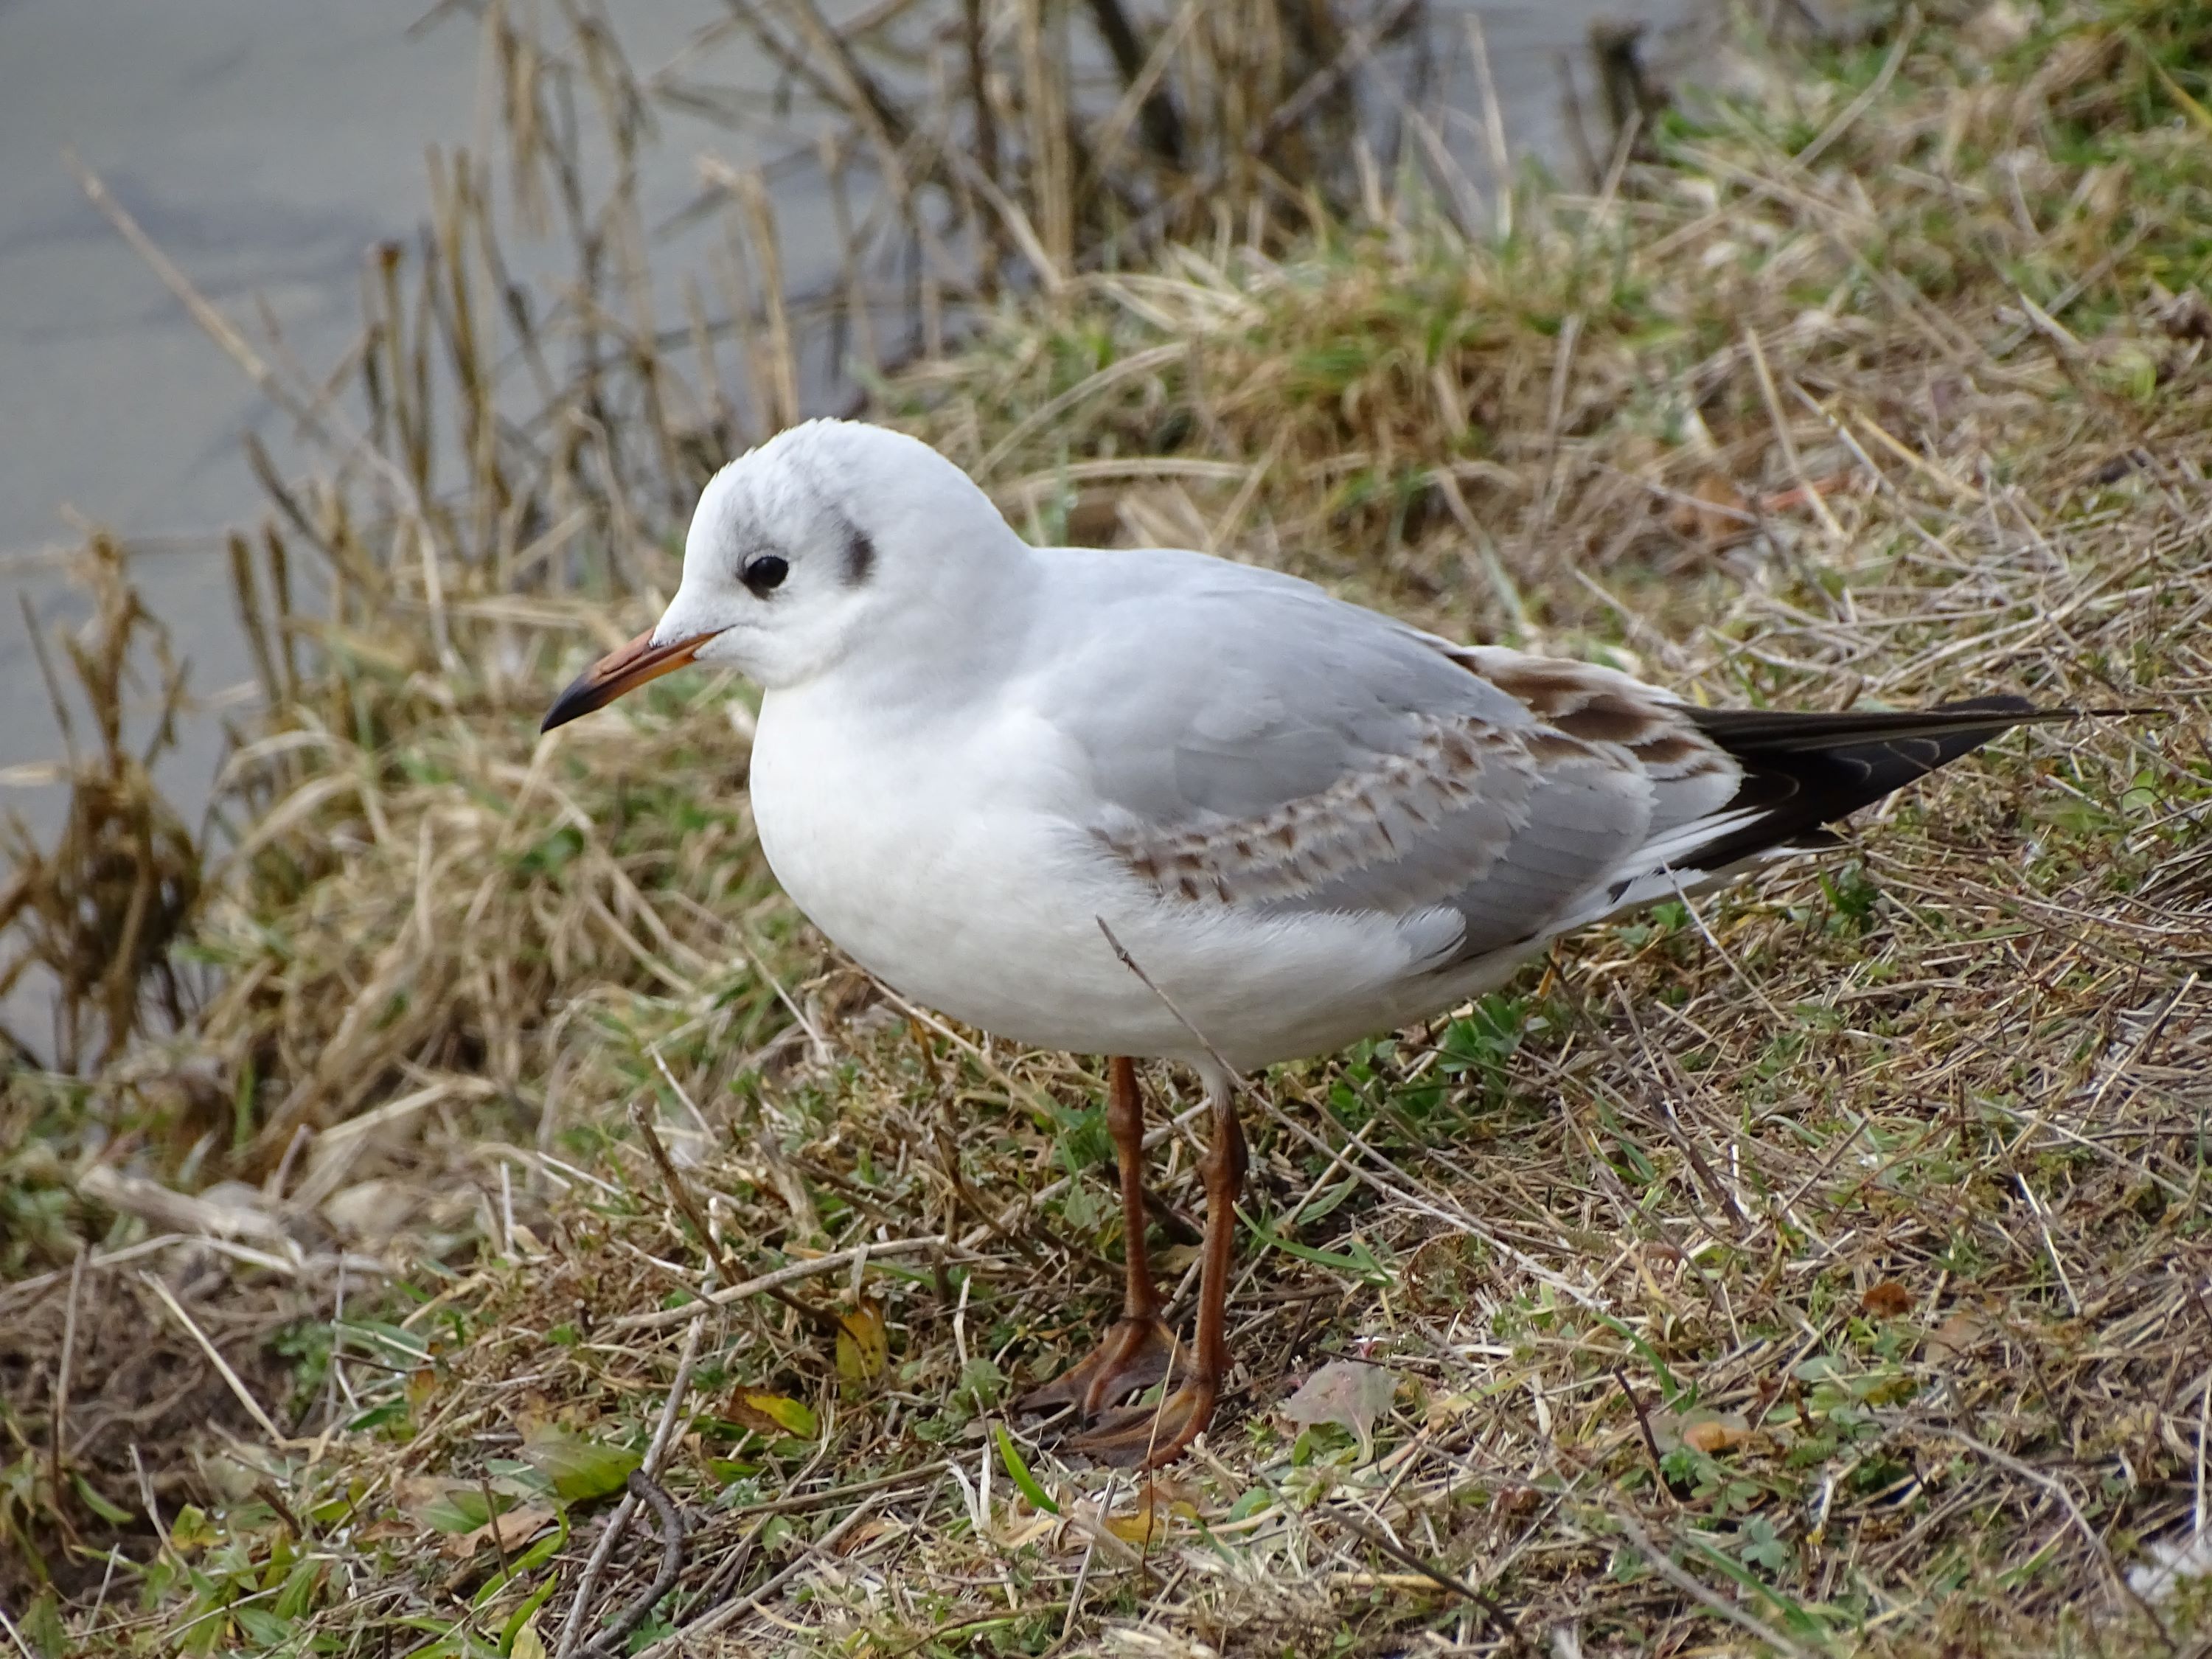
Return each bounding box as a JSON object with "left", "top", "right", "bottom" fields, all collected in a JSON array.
[{"left": 1031, "top": 557, "right": 1743, "bottom": 967}]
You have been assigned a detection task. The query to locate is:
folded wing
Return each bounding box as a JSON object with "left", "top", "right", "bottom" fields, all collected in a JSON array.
[{"left": 1037, "top": 554, "right": 2051, "bottom": 971}]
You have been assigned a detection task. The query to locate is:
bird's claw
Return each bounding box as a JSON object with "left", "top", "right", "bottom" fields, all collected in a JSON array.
[
  {"left": 1015, "top": 1316, "right": 1180, "bottom": 1419},
  {"left": 1068, "top": 1376, "right": 1220, "bottom": 1471}
]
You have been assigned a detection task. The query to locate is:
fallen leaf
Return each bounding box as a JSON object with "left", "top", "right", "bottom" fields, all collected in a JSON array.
[
  {"left": 998, "top": 1512, "right": 1057, "bottom": 1550},
  {"left": 450, "top": 1503, "right": 556, "bottom": 1560},
  {"left": 835, "top": 1298, "right": 889, "bottom": 1388},
  {"left": 521, "top": 1426, "right": 641, "bottom": 1503},
  {"left": 1650, "top": 1409, "right": 1751, "bottom": 1455},
  {"left": 1681, "top": 1413, "right": 1752, "bottom": 1455},
  {"left": 510, "top": 1618, "right": 550, "bottom": 1659},
  {"left": 1281, "top": 1360, "right": 1397, "bottom": 1458},
  {"left": 1861, "top": 1281, "right": 1914, "bottom": 1318},
  {"left": 414, "top": 1486, "right": 497, "bottom": 1535},
  {"left": 1154, "top": 1242, "right": 1203, "bottom": 1276},
  {"left": 732, "top": 1391, "right": 819, "bottom": 1440},
  {"left": 1102, "top": 1509, "right": 1157, "bottom": 1545},
  {"left": 1424, "top": 1391, "right": 1480, "bottom": 1429},
  {"left": 1143, "top": 1472, "right": 1198, "bottom": 1507},
  {"left": 1061, "top": 1498, "right": 1144, "bottom": 1565},
  {"left": 392, "top": 1474, "right": 448, "bottom": 1512},
  {"left": 833, "top": 1516, "right": 907, "bottom": 1555},
  {"left": 1924, "top": 1309, "right": 1989, "bottom": 1364},
  {"left": 1104, "top": 1481, "right": 1198, "bottom": 1546}
]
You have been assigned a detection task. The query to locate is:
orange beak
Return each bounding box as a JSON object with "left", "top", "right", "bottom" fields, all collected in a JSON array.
[{"left": 540, "top": 627, "right": 717, "bottom": 732}]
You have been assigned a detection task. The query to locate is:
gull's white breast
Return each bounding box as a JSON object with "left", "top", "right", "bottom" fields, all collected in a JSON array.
[{"left": 746, "top": 674, "right": 1467, "bottom": 1071}]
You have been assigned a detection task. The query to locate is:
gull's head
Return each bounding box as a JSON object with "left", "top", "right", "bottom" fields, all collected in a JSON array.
[{"left": 541, "top": 420, "right": 1015, "bottom": 730}]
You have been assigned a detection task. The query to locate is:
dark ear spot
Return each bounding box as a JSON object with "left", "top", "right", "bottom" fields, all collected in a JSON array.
[{"left": 841, "top": 518, "right": 877, "bottom": 588}]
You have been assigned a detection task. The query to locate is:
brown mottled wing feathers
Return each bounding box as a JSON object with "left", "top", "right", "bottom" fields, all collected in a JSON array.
[
  {"left": 1051, "top": 557, "right": 2042, "bottom": 971},
  {"left": 1087, "top": 637, "right": 1743, "bottom": 963},
  {"left": 1097, "top": 717, "right": 1562, "bottom": 910}
]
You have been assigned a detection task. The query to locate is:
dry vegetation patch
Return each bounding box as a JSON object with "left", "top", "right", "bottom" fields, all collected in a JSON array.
[{"left": 4, "top": 1, "right": 2212, "bottom": 1654}]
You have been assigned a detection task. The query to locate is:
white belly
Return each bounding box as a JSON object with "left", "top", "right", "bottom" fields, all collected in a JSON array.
[{"left": 746, "top": 683, "right": 1470, "bottom": 1070}]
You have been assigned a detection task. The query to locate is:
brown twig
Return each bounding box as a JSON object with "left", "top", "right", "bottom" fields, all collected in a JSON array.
[
  {"left": 632, "top": 1494, "right": 892, "bottom": 1658},
  {"left": 554, "top": 1315, "right": 706, "bottom": 1659},
  {"left": 1610, "top": 1367, "right": 1675, "bottom": 1501},
  {"left": 583, "top": 1469, "right": 686, "bottom": 1656}
]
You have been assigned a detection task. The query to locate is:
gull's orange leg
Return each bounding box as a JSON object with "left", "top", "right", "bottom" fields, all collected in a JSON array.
[
  {"left": 1069, "top": 1066, "right": 1245, "bottom": 1470},
  {"left": 1017, "top": 1057, "right": 1180, "bottom": 1417}
]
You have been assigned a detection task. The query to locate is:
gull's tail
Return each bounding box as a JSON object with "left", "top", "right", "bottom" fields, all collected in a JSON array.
[
  {"left": 1678, "top": 695, "right": 2071, "bottom": 866},
  {"left": 1580, "top": 697, "right": 2082, "bottom": 922}
]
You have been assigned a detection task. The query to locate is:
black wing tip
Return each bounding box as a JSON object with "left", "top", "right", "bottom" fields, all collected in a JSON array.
[
  {"left": 1687, "top": 697, "right": 2161, "bottom": 751},
  {"left": 1930, "top": 693, "right": 2039, "bottom": 715},
  {"left": 1686, "top": 698, "right": 2048, "bottom": 750},
  {"left": 1928, "top": 698, "right": 2165, "bottom": 720},
  {"left": 1677, "top": 694, "right": 2082, "bottom": 874},
  {"left": 1657, "top": 697, "right": 2156, "bottom": 889}
]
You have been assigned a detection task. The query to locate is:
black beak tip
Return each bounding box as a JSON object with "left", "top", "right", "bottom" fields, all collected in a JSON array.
[{"left": 539, "top": 670, "right": 604, "bottom": 734}]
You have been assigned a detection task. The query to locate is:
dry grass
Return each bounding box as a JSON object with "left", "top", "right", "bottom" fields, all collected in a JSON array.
[
  {"left": 0, "top": 537, "right": 200, "bottom": 1077},
  {"left": 5, "top": 1, "right": 2212, "bottom": 1653}
]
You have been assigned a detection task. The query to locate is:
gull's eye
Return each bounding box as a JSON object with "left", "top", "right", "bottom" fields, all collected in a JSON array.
[{"left": 742, "top": 553, "right": 789, "bottom": 597}]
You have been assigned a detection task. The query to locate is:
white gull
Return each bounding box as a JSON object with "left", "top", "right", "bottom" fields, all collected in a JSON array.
[{"left": 543, "top": 418, "right": 2062, "bottom": 1467}]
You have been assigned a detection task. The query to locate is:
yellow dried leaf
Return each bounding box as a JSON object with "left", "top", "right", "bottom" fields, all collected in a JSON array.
[
  {"left": 1680, "top": 1413, "right": 1751, "bottom": 1454},
  {"left": 1103, "top": 1509, "right": 1158, "bottom": 1545},
  {"left": 734, "top": 1391, "right": 819, "bottom": 1439},
  {"left": 1651, "top": 1409, "right": 1751, "bottom": 1455},
  {"left": 1103, "top": 1484, "right": 1198, "bottom": 1545},
  {"left": 1000, "top": 1513, "right": 1058, "bottom": 1549},
  {"left": 835, "top": 1298, "right": 889, "bottom": 1387}
]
